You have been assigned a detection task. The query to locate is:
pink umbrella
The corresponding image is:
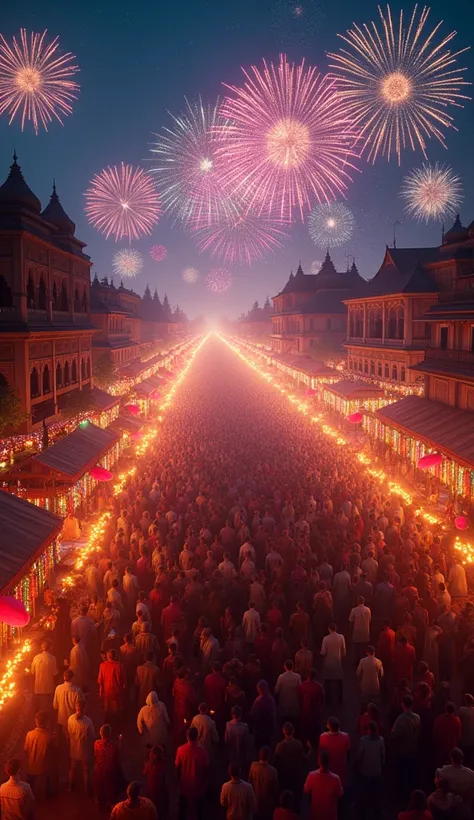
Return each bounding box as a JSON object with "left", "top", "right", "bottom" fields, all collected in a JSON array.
[
  {"left": 0, "top": 596, "right": 30, "bottom": 628},
  {"left": 417, "top": 453, "right": 442, "bottom": 469},
  {"left": 348, "top": 412, "right": 363, "bottom": 424},
  {"left": 89, "top": 466, "right": 113, "bottom": 481},
  {"left": 125, "top": 404, "right": 140, "bottom": 416},
  {"left": 455, "top": 515, "right": 468, "bottom": 530}
]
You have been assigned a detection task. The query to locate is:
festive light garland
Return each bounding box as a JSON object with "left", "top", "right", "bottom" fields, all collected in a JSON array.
[
  {"left": 0, "top": 335, "right": 204, "bottom": 713},
  {"left": 221, "top": 336, "right": 474, "bottom": 564}
]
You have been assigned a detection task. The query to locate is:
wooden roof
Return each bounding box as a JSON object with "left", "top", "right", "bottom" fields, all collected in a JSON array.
[
  {"left": 0, "top": 491, "right": 62, "bottom": 593},
  {"left": 323, "top": 379, "right": 384, "bottom": 399}
]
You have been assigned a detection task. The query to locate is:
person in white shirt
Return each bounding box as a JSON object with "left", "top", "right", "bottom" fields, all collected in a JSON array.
[
  {"left": 275, "top": 660, "right": 301, "bottom": 721},
  {"left": 321, "top": 623, "right": 346, "bottom": 706},
  {"left": 242, "top": 602, "right": 261, "bottom": 645},
  {"left": 240, "top": 554, "right": 256, "bottom": 582},
  {"left": 0, "top": 758, "right": 34, "bottom": 820},
  {"left": 67, "top": 700, "right": 95, "bottom": 794},
  {"left": 220, "top": 764, "right": 256, "bottom": 820},
  {"left": 122, "top": 565, "right": 140, "bottom": 615},
  {"left": 448, "top": 561, "right": 468, "bottom": 598},
  {"left": 357, "top": 646, "right": 384, "bottom": 699},
  {"left": 219, "top": 553, "right": 238, "bottom": 583},
  {"left": 191, "top": 703, "right": 220, "bottom": 762},
  {"left": 349, "top": 597, "right": 372, "bottom": 661},
  {"left": 53, "top": 669, "right": 83, "bottom": 737},
  {"left": 31, "top": 639, "right": 58, "bottom": 712}
]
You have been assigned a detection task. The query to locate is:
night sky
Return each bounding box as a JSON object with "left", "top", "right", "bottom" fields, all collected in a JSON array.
[{"left": 1, "top": 0, "right": 473, "bottom": 319}]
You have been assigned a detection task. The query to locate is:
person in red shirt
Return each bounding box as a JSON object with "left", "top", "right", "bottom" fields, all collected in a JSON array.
[
  {"left": 161, "top": 595, "right": 183, "bottom": 639},
  {"left": 204, "top": 661, "right": 227, "bottom": 731},
  {"left": 273, "top": 789, "right": 299, "bottom": 820},
  {"left": 266, "top": 601, "right": 283, "bottom": 639},
  {"left": 392, "top": 636, "right": 416, "bottom": 684},
  {"left": 398, "top": 788, "right": 433, "bottom": 820},
  {"left": 298, "top": 668, "right": 324, "bottom": 747},
  {"left": 376, "top": 619, "right": 396, "bottom": 678},
  {"left": 416, "top": 662, "right": 435, "bottom": 692},
  {"left": 97, "top": 649, "right": 126, "bottom": 727},
  {"left": 175, "top": 726, "right": 209, "bottom": 820},
  {"left": 432, "top": 702, "right": 462, "bottom": 767},
  {"left": 303, "top": 749, "right": 343, "bottom": 820},
  {"left": 172, "top": 671, "right": 197, "bottom": 745},
  {"left": 255, "top": 623, "right": 273, "bottom": 674},
  {"left": 318, "top": 717, "right": 350, "bottom": 788}
]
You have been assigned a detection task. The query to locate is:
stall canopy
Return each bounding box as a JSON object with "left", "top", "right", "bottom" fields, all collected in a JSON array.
[
  {"left": 323, "top": 379, "right": 384, "bottom": 400},
  {"left": 133, "top": 375, "right": 164, "bottom": 397},
  {"left": 89, "top": 386, "right": 120, "bottom": 413},
  {"left": 109, "top": 415, "right": 145, "bottom": 435},
  {"left": 0, "top": 491, "right": 62, "bottom": 593},
  {"left": 4, "top": 422, "right": 119, "bottom": 485},
  {"left": 375, "top": 395, "right": 474, "bottom": 468}
]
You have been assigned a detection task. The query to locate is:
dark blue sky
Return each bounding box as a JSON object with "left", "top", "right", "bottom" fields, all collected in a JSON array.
[{"left": 1, "top": 0, "right": 473, "bottom": 318}]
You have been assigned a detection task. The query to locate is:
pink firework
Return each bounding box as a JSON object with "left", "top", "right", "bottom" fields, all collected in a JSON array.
[
  {"left": 150, "top": 244, "right": 167, "bottom": 262},
  {"left": 85, "top": 163, "right": 161, "bottom": 242},
  {"left": 206, "top": 268, "right": 232, "bottom": 294},
  {"left": 0, "top": 29, "right": 79, "bottom": 134},
  {"left": 218, "top": 54, "right": 359, "bottom": 220},
  {"left": 195, "top": 204, "right": 289, "bottom": 265}
]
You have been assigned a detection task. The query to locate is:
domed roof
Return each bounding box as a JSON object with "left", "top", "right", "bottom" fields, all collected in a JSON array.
[
  {"left": 444, "top": 214, "right": 467, "bottom": 244},
  {"left": 41, "top": 182, "right": 75, "bottom": 234},
  {"left": 0, "top": 152, "right": 41, "bottom": 214}
]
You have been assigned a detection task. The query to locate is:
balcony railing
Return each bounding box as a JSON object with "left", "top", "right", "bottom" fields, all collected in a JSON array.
[
  {"left": 438, "top": 289, "right": 474, "bottom": 304},
  {"left": 424, "top": 347, "right": 474, "bottom": 370}
]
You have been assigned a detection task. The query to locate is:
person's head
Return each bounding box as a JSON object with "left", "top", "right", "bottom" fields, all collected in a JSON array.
[
  {"left": 198, "top": 702, "right": 208, "bottom": 715},
  {"left": 402, "top": 695, "right": 414, "bottom": 712},
  {"left": 318, "top": 749, "right": 330, "bottom": 771},
  {"left": 382, "top": 618, "right": 391, "bottom": 629},
  {"left": 300, "top": 637, "right": 308, "bottom": 649},
  {"left": 357, "top": 596, "right": 365, "bottom": 606},
  {"left": 259, "top": 745, "right": 270, "bottom": 762},
  {"left": 5, "top": 759, "right": 21, "bottom": 778},
  {"left": 368, "top": 720, "right": 379, "bottom": 737},
  {"left": 112, "top": 579, "right": 119, "bottom": 589},
  {"left": 126, "top": 782, "right": 141, "bottom": 805},
  {"left": 399, "top": 635, "right": 408, "bottom": 646},
  {"left": 228, "top": 763, "right": 240, "bottom": 781},
  {"left": 231, "top": 706, "right": 242, "bottom": 721},
  {"left": 446, "top": 701, "right": 456, "bottom": 715},
  {"left": 284, "top": 659, "right": 293, "bottom": 672},
  {"left": 279, "top": 791, "right": 295, "bottom": 810},
  {"left": 366, "top": 645, "right": 375, "bottom": 656},
  {"left": 107, "top": 649, "right": 117, "bottom": 661},
  {"left": 187, "top": 727, "right": 198, "bottom": 743},
  {"left": 327, "top": 716, "right": 340, "bottom": 733},
  {"left": 249, "top": 601, "right": 255, "bottom": 610},
  {"left": 35, "top": 710, "right": 47, "bottom": 729},
  {"left": 328, "top": 622, "right": 336, "bottom": 633},
  {"left": 212, "top": 660, "right": 221, "bottom": 673},
  {"left": 81, "top": 605, "right": 89, "bottom": 616},
  {"left": 283, "top": 722, "right": 294, "bottom": 738},
  {"left": 75, "top": 700, "right": 86, "bottom": 718},
  {"left": 64, "top": 668, "right": 74, "bottom": 682},
  {"left": 123, "top": 632, "right": 133, "bottom": 645},
  {"left": 450, "top": 747, "right": 464, "bottom": 766},
  {"left": 142, "top": 621, "right": 151, "bottom": 634},
  {"left": 40, "top": 639, "right": 51, "bottom": 652},
  {"left": 149, "top": 744, "right": 164, "bottom": 764},
  {"left": 463, "top": 693, "right": 474, "bottom": 707},
  {"left": 408, "top": 790, "right": 427, "bottom": 812},
  {"left": 100, "top": 724, "right": 112, "bottom": 740},
  {"left": 418, "top": 661, "right": 428, "bottom": 675}
]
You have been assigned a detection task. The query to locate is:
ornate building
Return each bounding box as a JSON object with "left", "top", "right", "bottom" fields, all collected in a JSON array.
[
  {"left": 90, "top": 276, "right": 142, "bottom": 368},
  {"left": 0, "top": 154, "right": 95, "bottom": 432},
  {"left": 238, "top": 297, "right": 273, "bottom": 339},
  {"left": 345, "top": 220, "right": 474, "bottom": 386},
  {"left": 271, "top": 256, "right": 367, "bottom": 354}
]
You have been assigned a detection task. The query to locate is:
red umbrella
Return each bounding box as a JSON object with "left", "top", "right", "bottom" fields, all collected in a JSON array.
[
  {"left": 90, "top": 466, "right": 113, "bottom": 481},
  {"left": 0, "top": 596, "right": 30, "bottom": 628},
  {"left": 417, "top": 453, "right": 442, "bottom": 469},
  {"left": 348, "top": 412, "right": 363, "bottom": 424}
]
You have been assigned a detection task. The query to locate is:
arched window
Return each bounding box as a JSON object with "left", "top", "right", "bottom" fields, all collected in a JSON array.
[
  {"left": 27, "top": 274, "right": 36, "bottom": 309},
  {"left": 384, "top": 364, "right": 389, "bottom": 379},
  {"left": 86, "top": 358, "right": 91, "bottom": 379},
  {"left": 74, "top": 288, "right": 80, "bottom": 312},
  {"left": 0, "top": 275, "right": 12, "bottom": 308},
  {"left": 374, "top": 308, "right": 382, "bottom": 338},
  {"left": 388, "top": 308, "right": 397, "bottom": 339},
  {"left": 52, "top": 282, "right": 58, "bottom": 310},
  {"left": 82, "top": 289, "right": 88, "bottom": 313},
  {"left": 38, "top": 276, "right": 47, "bottom": 310},
  {"left": 71, "top": 360, "right": 77, "bottom": 383},
  {"left": 64, "top": 360, "right": 70, "bottom": 385},
  {"left": 401, "top": 366, "right": 406, "bottom": 382},
  {"left": 397, "top": 307, "right": 405, "bottom": 340},
  {"left": 60, "top": 281, "right": 68, "bottom": 311},
  {"left": 349, "top": 312, "right": 355, "bottom": 336},
  {"left": 359, "top": 359, "right": 363, "bottom": 372},
  {"left": 370, "top": 360, "right": 375, "bottom": 375},
  {"left": 364, "top": 360, "right": 368, "bottom": 374},
  {"left": 30, "top": 367, "right": 40, "bottom": 398},
  {"left": 42, "top": 365, "right": 50, "bottom": 394},
  {"left": 56, "top": 362, "right": 63, "bottom": 389},
  {"left": 377, "top": 362, "right": 382, "bottom": 377},
  {"left": 81, "top": 358, "right": 86, "bottom": 380},
  {"left": 392, "top": 365, "right": 398, "bottom": 380}
]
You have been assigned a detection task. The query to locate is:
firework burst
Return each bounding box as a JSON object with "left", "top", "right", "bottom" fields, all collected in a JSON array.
[
  {"left": 308, "top": 202, "right": 355, "bottom": 247},
  {"left": 182, "top": 267, "right": 199, "bottom": 284},
  {"left": 217, "top": 54, "right": 358, "bottom": 220},
  {"left": 85, "top": 163, "right": 161, "bottom": 242},
  {"left": 150, "top": 244, "right": 167, "bottom": 262},
  {"left": 401, "top": 162, "right": 463, "bottom": 223},
  {"left": 194, "top": 204, "right": 289, "bottom": 265},
  {"left": 112, "top": 248, "right": 143, "bottom": 278},
  {"left": 206, "top": 268, "right": 232, "bottom": 294},
  {"left": 0, "top": 29, "right": 79, "bottom": 134},
  {"left": 149, "top": 97, "right": 234, "bottom": 228},
  {"left": 328, "top": 5, "right": 470, "bottom": 164}
]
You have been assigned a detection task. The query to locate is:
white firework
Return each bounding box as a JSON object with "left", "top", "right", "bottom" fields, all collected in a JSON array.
[
  {"left": 401, "top": 163, "right": 463, "bottom": 223},
  {"left": 308, "top": 202, "right": 355, "bottom": 247},
  {"left": 182, "top": 267, "right": 199, "bottom": 283},
  {"left": 112, "top": 248, "right": 143, "bottom": 278}
]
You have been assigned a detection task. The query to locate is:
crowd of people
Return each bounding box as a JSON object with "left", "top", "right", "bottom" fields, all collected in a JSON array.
[{"left": 2, "top": 337, "right": 474, "bottom": 820}]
